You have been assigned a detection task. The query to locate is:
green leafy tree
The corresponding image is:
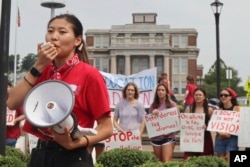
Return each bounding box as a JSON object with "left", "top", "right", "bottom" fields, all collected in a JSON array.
[
  {"left": 203, "top": 59, "right": 246, "bottom": 98},
  {"left": 21, "top": 53, "right": 37, "bottom": 71},
  {"left": 8, "top": 54, "right": 21, "bottom": 72}
]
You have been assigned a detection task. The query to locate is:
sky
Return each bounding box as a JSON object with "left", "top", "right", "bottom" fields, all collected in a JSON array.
[{"left": 5, "top": 0, "right": 250, "bottom": 86}]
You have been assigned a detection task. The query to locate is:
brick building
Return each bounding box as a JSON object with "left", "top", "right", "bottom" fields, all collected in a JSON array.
[{"left": 85, "top": 13, "right": 203, "bottom": 100}]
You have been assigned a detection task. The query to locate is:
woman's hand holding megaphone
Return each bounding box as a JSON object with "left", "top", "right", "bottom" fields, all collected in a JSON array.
[{"left": 50, "top": 126, "right": 81, "bottom": 150}]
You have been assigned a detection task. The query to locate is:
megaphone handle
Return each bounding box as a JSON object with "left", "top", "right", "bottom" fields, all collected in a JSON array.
[{"left": 72, "top": 126, "right": 97, "bottom": 139}]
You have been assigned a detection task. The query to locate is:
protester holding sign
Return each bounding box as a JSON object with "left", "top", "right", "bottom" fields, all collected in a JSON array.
[
  {"left": 214, "top": 88, "right": 240, "bottom": 164},
  {"left": 113, "top": 82, "right": 146, "bottom": 138},
  {"left": 6, "top": 81, "right": 25, "bottom": 147},
  {"left": 183, "top": 88, "right": 214, "bottom": 160},
  {"left": 148, "top": 83, "right": 179, "bottom": 162}
]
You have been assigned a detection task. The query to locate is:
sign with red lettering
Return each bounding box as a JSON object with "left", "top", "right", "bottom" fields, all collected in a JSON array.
[
  {"left": 207, "top": 110, "right": 240, "bottom": 135},
  {"left": 238, "top": 107, "right": 250, "bottom": 147},
  {"left": 6, "top": 108, "right": 16, "bottom": 126},
  {"left": 180, "top": 113, "right": 205, "bottom": 152},
  {"left": 104, "top": 129, "right": 142, "bottom": 151},
  {"left": 145, "top": 107, "right": 180, "bottom": 138}
]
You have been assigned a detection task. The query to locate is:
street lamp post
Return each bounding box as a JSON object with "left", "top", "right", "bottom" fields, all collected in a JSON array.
[{"left": 211, "top": 0, "right": 223, "bottom": 98}]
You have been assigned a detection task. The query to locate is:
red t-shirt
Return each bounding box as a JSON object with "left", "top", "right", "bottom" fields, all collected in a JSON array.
[
  {"left": 185, "top": 83, "right": 197, "bottom": 105},
  {"left": 6, "top": 106, "right": 24, "bottom": 139},
  {"left": 23, "top": 61, "right": 111, "bottom": 140}
]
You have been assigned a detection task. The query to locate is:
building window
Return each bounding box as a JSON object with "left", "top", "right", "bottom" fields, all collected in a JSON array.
[
  {"left": 155, "top": 33, "right": 163, "bottom": 43},
  {"left": 155, "top": 56, "right": 163, "bottom": 75},
  {"left": 103, "top": 35, "right": 109, "bottom": 48},
  {"left": 117, "top": 56, "right": 125, "bottom": 75},
  {"left": 172, "top": 35, "right": 187, "bottom": 48},
  {"left": 131, "top": 56, "right": 149, "bottom": 74},
  {"left": 94, "top": 35, "right": 109, "bottom": 48},
  {"left": 181, "top": 58, "right": 187, "bottom": 74},
  {"left": 181, "top": 81, "right": 186, "bottom": 94},
  {"left": 95, "top": 57, "right": 110, "bottom": 72},
  {"left": 95, "top": 36, "right": 101, "bottom": 48},
  {"left": 173, "top": 81, "right": 179, "bottom": 94},
  {"left": 172, "top": 57, "right": 187, "bottom": 74},
  {"left": 173, "top": 58, "right": 179, "bottom": 74}
]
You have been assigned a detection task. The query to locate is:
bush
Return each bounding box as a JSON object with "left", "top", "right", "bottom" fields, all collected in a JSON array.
[
  {"left": 0, "top": 155, "right": 26, "bottom": 167},
  {"left": 0, "top": 146, "right": 29, "bottom": 167},
  {"left": 135, "top": 161, "right": 184, "bottom": 167},
  {"left": 183, "top": 156, "right": 228, "bottom": 167},
  {"left": 97, "top": 148, "right": 158, "bottom": 167},
  {"left": 134, "top": 155, "right": 228, "bottom": 167}
]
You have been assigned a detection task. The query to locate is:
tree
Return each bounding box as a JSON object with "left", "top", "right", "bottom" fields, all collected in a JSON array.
[
  {"left": 203, "top": 59, "right": 246, "bottom": 98},
  {"left": 21, "top": 53, "right": 37, "bottom": 71},
  {"left": 8, "top": 54, "right": 21, "bottom": 72}
]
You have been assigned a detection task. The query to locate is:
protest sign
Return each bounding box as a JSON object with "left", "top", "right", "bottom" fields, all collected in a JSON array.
[
  {"left": 180, "top": 113, "right": 205, "bottom": 152},
  {"left": 104, "top": 129, "right": 142, "bottom": 151},
  {"left": 100, "top": 68, "right": 157, "bottom": 108},
  {"left": 207, "top": 110, "right": 239, "bottom": 135},
  {"left": 145, "top": 107, "right": 180, "bottom": 138},
  {"left": 238, "top": 107, "right": 250, "bottom": 147},
  {"left": 6, "top": 108, "right": 16, "bottom": 126}
]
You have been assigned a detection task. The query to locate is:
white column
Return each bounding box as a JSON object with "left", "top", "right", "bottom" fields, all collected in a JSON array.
[
  {"left": 125, "top": 55, "right": 130, "bottom": 75},
  {"left": 149, "top": 55, "right": 155, "bottom": 68},
  {"left": 110, "top": 55, "right": 116, "bottom": 73},
  {"left": 164, "top": 54, "right": 169, "bottom": 75}
]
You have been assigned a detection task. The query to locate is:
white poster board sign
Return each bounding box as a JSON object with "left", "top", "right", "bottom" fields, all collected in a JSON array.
[
  {"left": 6, "top": 108, "right": 16, "bottom": 126},
  {"left": 28, "top": 134, "right": 38, "bottom": 153},
  {"left": 145, "top": 107, "right": 180, "bottom": 138},
  {"left": 207, "top": 110, "right": 240, "bottom": 135},
  {"left": 101, "top": 68, "right": 157, "bottom": 108},
  {"left": 238, "top": 107, "right": 250, "bottom": 147},
  {"left": 180, "top": 113, "right": 205, "bottom": 152},
  {"left": 104, "top": 129, "right": 142, "bottom": 151}
]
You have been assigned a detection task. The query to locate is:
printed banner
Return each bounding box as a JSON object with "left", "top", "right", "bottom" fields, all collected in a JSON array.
[
  {"left": 180, "top": 113, "right": 205, "bottom": 152},
  {"left": 104, "top": 129, "right": 142, "bottom": 151},
  {"left": 207, "top": 109, "right": 240, "bottom": 135},
  {"left": 144, "top": 107, "right": 180, "bottom": 138},
  {"left": 6, "top": 108, "right": 16, "bottom": 126},
  {"left": 100, "top": 68, "right": 157, "bottom": 108}
]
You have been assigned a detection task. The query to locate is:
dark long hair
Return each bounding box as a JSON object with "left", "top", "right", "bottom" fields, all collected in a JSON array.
[
  {"left": 151, "top": 83, "right": 172, "bottom": 109},
  {"left": 47, "top": 14, "right": 89, "bottom": 63},
  {"left": 218, "top": 88, "right": 239, "bottom": 108},
  {"left": 191, "top": 88, "right": 210, "bottom": 125}
]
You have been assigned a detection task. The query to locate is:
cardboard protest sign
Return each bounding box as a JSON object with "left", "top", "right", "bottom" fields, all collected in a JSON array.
[
  {"left": 6, "top": 108, "right": 16, "bottom": 126},
  {"left": 180, "top": 113, "right": 205, "bottom": 152},
  {"left": 104, "top": 129, "right": 142, "bottom": 151},
  {"left": 207, "top": 109, "right": 239, "bottom": 135},
  {"left": 145, "top": 107, "right": 180, "bottom": 138},
  {"left": 28, "top": 134, "right": 38, "bottom": 153},
  {"left": 238, "top": 107, "right": 250, "bottom": 147}
]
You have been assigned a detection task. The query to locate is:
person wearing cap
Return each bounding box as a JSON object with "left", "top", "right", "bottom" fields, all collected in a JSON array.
[{"left": 214, "top": 87, "right": 240, "bottom": 164}]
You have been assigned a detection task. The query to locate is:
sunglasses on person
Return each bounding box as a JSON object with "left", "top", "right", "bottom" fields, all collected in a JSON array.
[{"left": 220, "top": 94, "right": 231, "bottom": 98}]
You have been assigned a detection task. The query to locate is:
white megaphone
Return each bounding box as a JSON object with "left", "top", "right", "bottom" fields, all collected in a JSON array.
[{"left": 23, "top": 80, "right": 97, "bottom": 139}]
